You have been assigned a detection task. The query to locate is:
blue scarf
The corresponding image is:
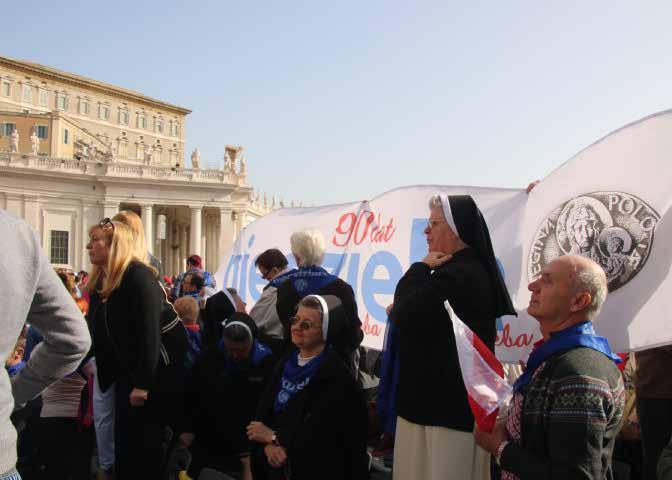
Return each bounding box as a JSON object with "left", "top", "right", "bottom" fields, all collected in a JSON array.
[
  {"left": 268, "top": 268, "right": 299, "bottom": 289},
  {"left": 273, "top": 348, "right": 328, "bottom": 413},
  {"left": 376, "top": 310, "right": 400, "bottom": 434},
  {"left": 218, "top": 339, "right": 272, "bottom": 375},
  {"left": 513, "top": 321, "right": 621, "bottom": 393},
  {"left": 272, "top": 266, "right": 338, "bottom": 296},
  {"left": 6, "top": 361, "right": 25, "bottom": 378}
]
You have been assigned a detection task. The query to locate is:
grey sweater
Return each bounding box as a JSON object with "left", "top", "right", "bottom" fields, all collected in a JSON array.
[{"left": 0, "top": 210, "right": 91, "bottom": 474}]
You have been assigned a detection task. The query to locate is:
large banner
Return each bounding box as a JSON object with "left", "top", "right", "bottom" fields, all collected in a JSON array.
[{"left": 216, "top": 110, "right": 672, "bottom": 362}]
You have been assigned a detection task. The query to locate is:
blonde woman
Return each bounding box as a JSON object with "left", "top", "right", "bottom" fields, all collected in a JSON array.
[
  {"left": 86, "top": 218, "right": 170, "bottom": 479},
  {"left": 112, "top": 210, "right": 162, "bottom": 274}
]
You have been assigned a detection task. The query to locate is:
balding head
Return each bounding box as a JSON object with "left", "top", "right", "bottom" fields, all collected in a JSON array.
[
  {"left": 528, "top": 255, "right": 608, "bottom": 336},
  {"left": 562, "top": 255, "right": 608, "bottom": 320}
]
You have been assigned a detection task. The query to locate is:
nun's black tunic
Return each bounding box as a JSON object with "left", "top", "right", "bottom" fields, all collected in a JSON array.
[{"left": 393, "top": 247, "right": 498, "bottom": 431}]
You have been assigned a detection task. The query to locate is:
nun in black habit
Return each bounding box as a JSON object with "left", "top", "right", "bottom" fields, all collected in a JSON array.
[
  {"left": 392, "top": 194, "right": 516, "bottom": 480},
  {"left": 247, "top": 294, "right": 369, "bottom": 480}
]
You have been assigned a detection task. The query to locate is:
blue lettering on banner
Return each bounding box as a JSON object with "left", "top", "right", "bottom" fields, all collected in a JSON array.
[
  {"left": 362, "top": 251, "right": 403, "bottom": 322},
  {"left": 409, "top": 218, "right": 428, "bottom": 264}
]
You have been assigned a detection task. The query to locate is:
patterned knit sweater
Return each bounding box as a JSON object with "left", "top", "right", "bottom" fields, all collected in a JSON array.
[{"left": 500, "top": 347, "right": 625, "bottom": 480}]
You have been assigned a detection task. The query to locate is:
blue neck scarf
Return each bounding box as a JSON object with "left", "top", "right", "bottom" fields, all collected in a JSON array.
[
  {"left": 273, "top": 348, "right": 328, "bottom": 413},
  {"left": 274, "top": 266, "right": 338, "bottom": 296},
  {"left": 513, "top": 321, "right": 621, "bottom": 393},
  {"left": 218, "top": 339, "right": 272, "bottom": 375},
  {"left": 268, "top": 268, "right": 299, "bottom": 289}
]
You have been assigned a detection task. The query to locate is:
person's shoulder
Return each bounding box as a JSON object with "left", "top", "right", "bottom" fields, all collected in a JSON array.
[
  {"left": 123, "top": 261, "right": 159, "bottom": 286},
  {"left": 553, "top": 347, "right": 622, "bottom": 383},
  {"left": 0, "top": 209, "right": 40, "bottom": 252}
]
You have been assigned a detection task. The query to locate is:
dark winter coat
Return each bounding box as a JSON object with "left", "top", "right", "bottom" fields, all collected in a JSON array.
[{"left": 251, "top": 349, "right": 369, "bottom": 480}]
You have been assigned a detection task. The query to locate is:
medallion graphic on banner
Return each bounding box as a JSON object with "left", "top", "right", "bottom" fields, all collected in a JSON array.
[{"left": 528, "top": 192, "right": 660, "bottom": 291}]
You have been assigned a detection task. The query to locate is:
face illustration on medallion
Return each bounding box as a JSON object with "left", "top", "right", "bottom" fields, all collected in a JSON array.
[{"left": 528, "top": 192, "right": 660, "bottom": 291}]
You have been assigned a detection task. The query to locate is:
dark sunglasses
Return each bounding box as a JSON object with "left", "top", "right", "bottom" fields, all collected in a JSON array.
[
  {"left": 289, "top": 316, "right": 319, "bottom": 331},
  {"left": 99, "top": 218, "right": 115, "bottom": 231}
]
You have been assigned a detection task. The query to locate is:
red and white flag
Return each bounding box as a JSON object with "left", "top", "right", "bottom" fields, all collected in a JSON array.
[{"left": 446, "top": 300, "right": 512, "bottom": 432}]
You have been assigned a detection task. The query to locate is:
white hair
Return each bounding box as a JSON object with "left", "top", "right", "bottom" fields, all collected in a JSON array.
[
  {"left": 573, "top": 260, "right": 608, "bottom": 320},
  {"left": 290, "top": 229, "right": 326, "bottom": 267}
]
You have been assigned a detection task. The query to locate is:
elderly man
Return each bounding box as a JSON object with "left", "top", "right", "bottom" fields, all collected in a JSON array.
[
  {"left": 475, "top": 255, "right": 624, "bottom": 479},
  {"left": 393, "top": 194, "right": 516, "bottom": 480}
]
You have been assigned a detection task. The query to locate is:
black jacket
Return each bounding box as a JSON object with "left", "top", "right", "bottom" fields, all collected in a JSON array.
[
  {"left": 181, "top": 345, "right": 276, "bottom": 457},
  {"left": 89, "top": 262, "right": 163, "bottom": 391},
  {"left": 276, "top": 277, "right": 363, "bottom": 358},
  {"left": 252, "top": 350, "right": 369, "bottom": 480},
  {"left": 393, "top": 247, "right": 497, "bottom": 430}
]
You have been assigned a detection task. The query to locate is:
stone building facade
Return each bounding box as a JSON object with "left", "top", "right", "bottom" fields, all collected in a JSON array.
[{"left": 0, "top": 55, "right": 273, "bottom": 276}]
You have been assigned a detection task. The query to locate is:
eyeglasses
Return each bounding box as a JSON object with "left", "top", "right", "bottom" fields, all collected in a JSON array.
[
  {"left": 259, "top": 267, "right": 278, "bottom": 280},
  {"left": 99, "top": 218, "right": 115, "bottom": 231},
  {"left": 426, "top": 219, "right": 447, "bottom": 230},
  {"left": 289, "top": 316, "right": 319, "bottom": 331}
]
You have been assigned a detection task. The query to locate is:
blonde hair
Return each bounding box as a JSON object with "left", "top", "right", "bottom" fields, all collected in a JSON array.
[
  {"left": 113, "top": 210, "right": 149, "bottom": 265},
  {"left": 87, "top": 221, "right": 139, "bottom": 299}
]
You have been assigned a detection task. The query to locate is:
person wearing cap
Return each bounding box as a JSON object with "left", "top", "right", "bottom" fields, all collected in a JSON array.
[
  {"left": 247, "top": 294, "right": 369, "bottom": 480},
  {"left": 172, "top": 255, "right": 216, "bottom": 299},
  {"left": 178, "top": 313, "right": 275, "bottom": 480},
  {"left": 392, "top": 194, "right": 517, "bottom": 480}
]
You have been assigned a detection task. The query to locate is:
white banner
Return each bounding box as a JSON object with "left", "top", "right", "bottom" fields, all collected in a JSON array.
[{"left": 216, "top": 110, "right": 672, "bottom": 362}]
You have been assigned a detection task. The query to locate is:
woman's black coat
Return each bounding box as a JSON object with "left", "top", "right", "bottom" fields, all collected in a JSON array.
[{"left": 251, "top": 349, "right": 369, "bottom": 480}]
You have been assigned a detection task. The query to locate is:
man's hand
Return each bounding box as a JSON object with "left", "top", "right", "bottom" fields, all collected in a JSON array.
[
  {"left": 264, "top": 444, "right": 287, "bottom": 468},
  {"left": 474, "top": 421, "right": 508, "bottom": 455},
  {"left": 246, "top": 421, "right": 274, "bottom": 444},
  {"left": 129, "top": 388, "right": 148, "bottom": 407},
  {"left": 178, "top": 432, "right": 195, "bottom": 448},
  {"left": 422, "top": 252, "right": 452, "bottom": 269}
]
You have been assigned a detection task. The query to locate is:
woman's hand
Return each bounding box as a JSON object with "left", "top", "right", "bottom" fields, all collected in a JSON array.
[
  {"left": 246, "top": 421, "right": 274, "bottom": 444},
  {"left": 129, "top": 388, "right": 149, "bottom": 407},
  {"left": 264, "top": 444, "right": 287, "bottom": 469}
]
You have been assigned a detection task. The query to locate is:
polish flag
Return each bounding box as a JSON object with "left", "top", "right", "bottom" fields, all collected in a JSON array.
[{"left": 446, "top": 300, "right": 512, "bottom": 432}]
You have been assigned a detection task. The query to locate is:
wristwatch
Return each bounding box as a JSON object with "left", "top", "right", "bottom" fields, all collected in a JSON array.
[{"left": 271, "top": 432, "right": 280, "bottom": 446}]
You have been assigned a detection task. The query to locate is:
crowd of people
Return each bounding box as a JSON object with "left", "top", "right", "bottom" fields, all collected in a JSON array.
[{"left": 0, "top": 192, "right": 671, "bottom": 480}]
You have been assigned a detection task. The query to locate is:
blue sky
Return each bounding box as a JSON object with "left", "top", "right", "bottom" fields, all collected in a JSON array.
[{"left": 2, "top": 1, "right": 671, "bottom": 205}]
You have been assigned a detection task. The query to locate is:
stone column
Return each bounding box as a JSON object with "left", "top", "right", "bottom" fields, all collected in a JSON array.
[
  {"left": 200, "top": 210, "right": 207, "bottom": 268},
  {"left": 179, "top": 222, "right": 188, "bottom": 272},
  {"left": 219, "top": 208, "right": 235, "bottom": 256},
  {"left": 141, "top": 204, "right": 154, "bottom": 254},
  {"left": 190, "top": 206, "right": 202, "bottom": 257}
]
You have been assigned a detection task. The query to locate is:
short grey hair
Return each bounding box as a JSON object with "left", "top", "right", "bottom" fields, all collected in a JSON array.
[
  {"left": 573, "top": 260, "right": 608, "bottom": 320},
  {"left": 428, "top": 195, "right": 443, "bottom": 211},
  {"left": 290, "top": 229, "right": 326, "bottom": 267}
]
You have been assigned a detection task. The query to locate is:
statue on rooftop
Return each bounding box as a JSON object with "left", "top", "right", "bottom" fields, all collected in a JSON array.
[
  {"left": 10, "top": 128, "right": 19, "bottom": 153},
  {"left": 191, "top": 148, "right": 201, "bottom": 170},
  {"left": 30, "top": 129, "right": 39, "bottom": 155}
]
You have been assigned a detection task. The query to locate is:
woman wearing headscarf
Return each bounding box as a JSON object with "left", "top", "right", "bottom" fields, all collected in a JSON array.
[
  {"left": 247, "top": 294, "right": 369, "bottom": 480},
  {"left": 392, "top": 194, "right": 517, "bottom": 480},
  {"left": 86, "top": 218, "right": 185, "bottom": 479},
  {"left": 274, "top": 229, "right": 363, "bottom": 370},
  {"left": 177, "top": 313, "right": 275, "bottom": 479}
]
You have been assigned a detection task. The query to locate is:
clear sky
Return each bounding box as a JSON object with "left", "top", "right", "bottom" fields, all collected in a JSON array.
[{"left": 2, "top": 1, "right": 671, "bottom": 205}]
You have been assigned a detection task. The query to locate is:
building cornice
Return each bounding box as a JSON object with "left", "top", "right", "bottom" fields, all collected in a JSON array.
[{"left": 0, "top": 56, "right": 192, "bottom": 116}]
